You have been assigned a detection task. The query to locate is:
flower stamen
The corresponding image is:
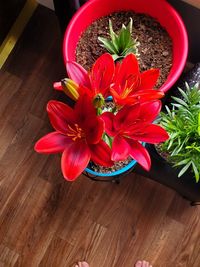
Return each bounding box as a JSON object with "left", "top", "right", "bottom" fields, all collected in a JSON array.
[
  {"left": 121, "top": 87, "right": 132, "bottom": 98},
  {"left": 67, "top": 124, "right": 85, "bottom": 141}
]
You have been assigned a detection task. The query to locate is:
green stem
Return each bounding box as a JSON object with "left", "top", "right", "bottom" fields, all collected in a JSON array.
[{"left": 97, "top": 108, "right": 102, "bottom": 116}]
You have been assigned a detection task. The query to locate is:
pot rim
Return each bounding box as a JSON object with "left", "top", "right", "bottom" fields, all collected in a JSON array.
[{"left": 85, "top": 157, "right": 137, "bottom": 177}]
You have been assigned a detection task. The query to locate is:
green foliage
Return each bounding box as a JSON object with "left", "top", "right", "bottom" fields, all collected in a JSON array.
[
  {"left": 98, "top": 18, "right": 140, "bottom": 61},
  {"left": 159, "top": 83, "right": 200, "bottom": 182}
]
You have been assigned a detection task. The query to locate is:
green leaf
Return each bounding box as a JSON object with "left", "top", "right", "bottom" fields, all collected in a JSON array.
[
  {"left": 98, "top": 37, "right": 117, "bottom": 54},
  {"left": 98, "top": 18, "right": 139, "bottom": 60},
  {"left": 174, "top": 158, "right": 190, "bottom": 166},
  {"left": 198, "top": 112, "right": 200, "bottom": 136},
  {"left": 111, "top": 54, "right": 121, "bottom": 61},
  {"left": 185, "top": 82, "right": 190, "bottom": 93},
  {"left": 172, "top": 103, "right": 182, "bottom": 109},
  {"left": 165, "top": 105, "right": 173, "bottom": 116},
  {"left": 119, "top": 25, "right": 131, "bottom": 50},
  {"left": 103, "top": 133, "right": 113, "bottom": 148},
  {"left": 178, "top": 161, "right": 192, "bottom": 177},
  {"left": 178, "top": 87, "right": 189, "bottom": 101},
  {"left": 171, "top": 96, "right": 188, "bottom": 107},
  {"left": 192, "top": 161, "right": 199, "bottom": 182},
  {"left": 109, "top": 19, "right": 119, "bottom": 52},
  {"left": 172, "top": 137, "right": 188, "bottom": 155},
  {"left": 123, "top": 47, "right": 138, "bottom": 57},
  {"left": 127, "top": 17, "right": 133, "bottom": 33},
  {"left": 167, "top": 138, "right": 174, "bottom": 150}
]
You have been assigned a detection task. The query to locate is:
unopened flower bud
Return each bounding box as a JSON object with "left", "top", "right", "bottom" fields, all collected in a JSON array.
[
  {"left": 93, "top": 93, "right": 105, "bottom": 108},
  {"left": 61, "top": 78, "right": 79, "bottom": 101}
]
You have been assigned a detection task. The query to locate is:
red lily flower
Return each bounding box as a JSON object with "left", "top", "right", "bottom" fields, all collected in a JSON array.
[
  {"left": 101, "top": 100, "right": 169, "bottom": 170},
  {"left": 110, "top": 54, "right": 164, "bottom": 106},
  {"left": 54, "top": 53, "right": 115, "bottom": 100},
  {"left": 34, "top": 94, "right": 113, "bottom": 181}
]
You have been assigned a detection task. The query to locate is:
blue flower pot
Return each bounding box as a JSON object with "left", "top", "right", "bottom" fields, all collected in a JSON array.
[
  {"left": 83, "top": 96, "right": 145, "bottom": 182},
  {"left": 84, "top": 142, "right": 146, "bottom": 182},
  {"left": 85, "top": 158, "right": 137, "bottom": 178}
]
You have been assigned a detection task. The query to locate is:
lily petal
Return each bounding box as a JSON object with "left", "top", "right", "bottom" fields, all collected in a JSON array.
[
  {"left": 75, "top": 94, "right": 96, "bottom": 124},
  {"left": 114, "top": 54, "right": 139, "bottom": 85},
  {"left": 34, "top": 132, "right": 72, "bottom": 153},
  {"left": 111, "top": 135, "right": 130, "bottom": 161},
  {"left": 61, "top": 140, "right": 91, "bottom": 181},
  {"left": 131, "top": 124, "right": 169, "bottom": 143},
  {"left": 110, "top": 88, "right": 139, "bottom": 106},
  {"left": 90, "top": 53, "right": 115, "bottom": 96},
  {"left": 125, "top": 139, "right": 151, "bottom": 171},
  {"left": 78, "top": 85, "right": 94, "bottom": 98},
  {"left": 115, "top": 103, "right": 140, "bottom": 130},
  {"left": 66, "top": 61, "right": 91, "bottom": 88},
  {"left": 84, "top": 116, "right": 104, "bottom": 144},
  {"left": 53, "top": 82, "right": 62, "bottom": 91},
  {"left": 47, "top": 100, "right": 75, "bottom": 133},
  {"left": 139, "top": 100, "right": 161, "bottom": 123},
  {"left": 133, "top": 89, "right": 164, "bottom": 102},
  {"left": 101, "top": 112, "right": 116, "bottom": 137},
  {"left": 138, "top": 69, "right": 160, "bottom": 90},
  {"left": 89, "top": 140, "right": 113, "bottom": 167}
]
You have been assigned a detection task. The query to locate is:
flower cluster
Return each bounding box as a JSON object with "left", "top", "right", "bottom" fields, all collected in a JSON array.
[{"left": 35, "top": 53, "right": 169, "bottom": 181}]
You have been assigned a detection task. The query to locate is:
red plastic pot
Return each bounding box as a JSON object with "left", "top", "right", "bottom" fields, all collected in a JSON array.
[{"left": 63, "top": 0, "right": 188, "bottom": 93}]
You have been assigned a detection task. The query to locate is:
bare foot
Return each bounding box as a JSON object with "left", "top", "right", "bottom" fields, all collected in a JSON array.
[
  {"left": 75, "top": 260, "right": 152, "bottom": 267},
  {"left": 135, "top": 260, "right": 153, "bottom": 267},
  {"left": 75, "top": 262, "right": 89, "bottom": 267}
]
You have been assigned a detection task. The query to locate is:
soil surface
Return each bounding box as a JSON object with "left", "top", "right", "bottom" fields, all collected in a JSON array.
[
  {"left": 76, "top": 11, "right": 173, "bottom": 88},
  {"left": 90, "top": 157, "right": 133, "bottom": 174},
  {"left": 155, "top": 143, "right": 169, "bottom": 161}
]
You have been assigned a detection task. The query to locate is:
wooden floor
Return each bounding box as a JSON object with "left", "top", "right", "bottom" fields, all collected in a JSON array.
[{"left": 0, "top": 6, "right": 200, "bottom": 267}]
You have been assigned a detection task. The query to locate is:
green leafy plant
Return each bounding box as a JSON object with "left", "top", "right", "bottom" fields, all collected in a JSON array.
[
  {"left": 159, "top": 83, "right": 200, "bottom": 182},
  {"left": 98, "top": 18, "right": 140, "bottom": 61}
]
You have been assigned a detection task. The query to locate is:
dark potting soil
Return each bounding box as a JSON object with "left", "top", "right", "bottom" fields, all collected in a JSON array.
[
  {"left": 91, "top": 157, "right": 132, "bottom": 174},
  {"left": 155, "top": 144, "right": 169, "bottom": 161},
  {"left": 76, "top": 11, "right": 173, "bottom": 88}
]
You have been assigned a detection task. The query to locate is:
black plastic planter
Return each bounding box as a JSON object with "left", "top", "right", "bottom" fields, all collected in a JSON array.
[
  {"left": 137, "top": 63, "right": 200, "bottom": 205},
  {"left": 134, "top": 144, "right": 200, "bottom": 205}
]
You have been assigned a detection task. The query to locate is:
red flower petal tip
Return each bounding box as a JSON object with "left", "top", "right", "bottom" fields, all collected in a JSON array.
[{"left": 53, "top": 82, "right": 62, "bottom": 91}]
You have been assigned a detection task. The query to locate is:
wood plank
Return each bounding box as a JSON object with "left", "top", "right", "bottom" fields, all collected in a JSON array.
[
  {"left": 39, "top": 237, "right": 74, "bottom": 266},
  {"left": 181, "top": 0, "right": 200, "bottom": 9},
  {"left": 170, "top": 214, "right": 200, "bottom": 267},
  {"left": 0, "top": 245, "right": 19, "bottom": 267},
  {"left": 0, "top": 71, "right": 22, "bottom": 159}
]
